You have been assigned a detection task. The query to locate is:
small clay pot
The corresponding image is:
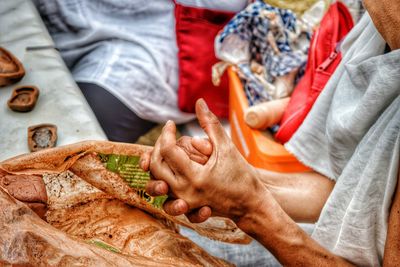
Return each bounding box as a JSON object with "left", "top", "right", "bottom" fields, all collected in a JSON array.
[
  {"left": 0, "top": 47, "right": 25, "bottom": 87},
  {"left": 28, "top": 124, "right": 58, "bottom": 152},
  {"left": 7, "top": 85, "right": 40, "bottom": 112}
]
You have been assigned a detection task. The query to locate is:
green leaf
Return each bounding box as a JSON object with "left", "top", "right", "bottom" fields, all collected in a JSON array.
[
  {"left": 98, "top": 153, "right": 167, "bottom": 209},
  {"left": 87, "top": 239, "right": 121, "bottom": 254}
]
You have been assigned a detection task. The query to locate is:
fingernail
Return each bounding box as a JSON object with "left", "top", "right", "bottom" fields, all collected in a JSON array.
[
  {"left": 176, "top": 200, "right": 186, "bottom": 213},
  {"left": 200, "top": 207, "right": 211, "bottom": 217},
  {"left": 198, "top": 98, "right": 209, "bottom": 112},
  {"left": 163, "top": 120, "right": 171, "bottom": 131},
  {"left": 155, "top": 183, "right": 164, "bottom": 195}
]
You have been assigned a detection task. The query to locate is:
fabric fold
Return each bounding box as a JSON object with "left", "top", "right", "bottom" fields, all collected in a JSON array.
[{"left": 286, "top": 13, "right": 400, "bottom": 266}]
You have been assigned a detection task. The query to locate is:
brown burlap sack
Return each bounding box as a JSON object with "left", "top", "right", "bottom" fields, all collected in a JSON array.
[
  {"left": 0, "top": 185, "right": 235, "bottom": 266},
  {"left": 0, "top": 141, "right": 250, "bottom": 266}
]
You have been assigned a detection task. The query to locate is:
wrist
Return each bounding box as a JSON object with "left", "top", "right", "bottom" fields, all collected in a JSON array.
[
  {"left": 239, "top": 166, "right": 271, "bottom": 214},
  {"left": 235, "top": 167, "right": 291, "bottom": 236},
  {"left": 235, "top": 167, "right": 278, "bottom": 234},
  {"left": 236, "top": 188, "right": 283, "bottom": 235},
  {"left": 235, "top": 192, "right": 310, "bottom": 264}
]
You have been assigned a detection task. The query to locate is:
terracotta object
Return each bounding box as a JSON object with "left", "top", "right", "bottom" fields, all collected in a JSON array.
[
  {"left": 28, "top": 124, "right": 58, "bottom": 152},
  {"left": 0, "top": 47, "right": 25, "bottom": 87},
  {"left": 0, "top": 170, "right": 48, "bottom": 219},
  {"left": 7, "top": 85, "right": 40, "bottom": 112}
]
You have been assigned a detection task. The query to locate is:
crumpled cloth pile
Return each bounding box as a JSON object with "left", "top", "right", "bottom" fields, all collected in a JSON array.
[{"left": 214, "top": 0, "right": 318, "bottom": 105}]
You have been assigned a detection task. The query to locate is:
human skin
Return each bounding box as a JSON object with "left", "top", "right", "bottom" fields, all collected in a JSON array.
[
  {"left": 141, "top": 0, "right": 400, "bottom": 223},
  {"left": 141, "top": 139, "right": 334, "bottom": 224},
  {"left": 141, "top": 1, "right": 400, "bottom": 263},
  {"left": 363, "top": 0, "right": 400, "bottom": 50},
  {"left": 143, "top": 99, "right": 400, "bottom": 265},
  {"left": 142, "top": 99, "right": 353, "bottom": 265}
]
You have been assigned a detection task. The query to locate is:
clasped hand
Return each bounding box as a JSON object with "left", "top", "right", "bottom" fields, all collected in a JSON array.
[{"left": 140, "top": 99, "right": 270, "bottom": 224}]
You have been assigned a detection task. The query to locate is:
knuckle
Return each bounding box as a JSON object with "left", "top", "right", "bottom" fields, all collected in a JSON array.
[
  {"left": 191, "top": 178, "right": 205, "bottom": 191},
  {"left": 192, "top": 155, "right": 207, "bottom": 165},
  {"left": 177, "top": 140, "right": 193, "bottom": 156},
  {"left": 145, "top": 183, "right": 156, "bottom": 196},
  {"left": 160, "top": 143, "right": 175, "bottom": 158},
  {"left": 150, "top": 150, "right": 159, "bottom": 163},
  {"left": 206, "top": 111, "right": 220, "bottom": 125},
  {"left": 177, "top": 136, "right": 190, "bottom": 145},
  {"left": 149, "top": 164, "right": 158, "bottom": 178}
]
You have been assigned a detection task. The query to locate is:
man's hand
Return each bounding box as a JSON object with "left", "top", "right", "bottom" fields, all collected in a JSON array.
[
  {"left": 140, "top": 99, "right": 354, "bottom": 266},
  {"left": 140, "top": 135, "right": 214, "bottom": 222},
  {"left": 141, "top": 136, "right": 212, "bottom": 171},
  {"left": 142, "top": 126, "right": 334, "bottom": 224},
  {"left": 141, "top": 99, "right": 271, "bottom": 224}
]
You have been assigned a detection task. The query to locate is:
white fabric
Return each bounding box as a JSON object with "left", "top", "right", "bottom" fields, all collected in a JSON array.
[
  {"left": 176, "top": 0, "right": 248, "bottom": 12},
  {"left": 0, "top": 0, "right": 106, "bottom": 161},
  {"left": 286, "top": 13, "right": 400, "bottom": 266},
  {"left": 33, "top": 0, "right": 248, "bottom": 124},
  {"left": 34, "top": 0, "right": 194, "bottom": 124}
]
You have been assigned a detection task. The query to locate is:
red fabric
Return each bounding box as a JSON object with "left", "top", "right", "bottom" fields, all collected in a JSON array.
[
  {"left": 275, "top": 2, "right": 354, "bottom": 143},
  {"left": 175, "top": 3, "right": 235, "bottom": 118}
]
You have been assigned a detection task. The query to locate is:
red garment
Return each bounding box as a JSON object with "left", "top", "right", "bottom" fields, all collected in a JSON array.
[
  {"left": 275, "top": 2, "right": 354, "bottom": 143},
  {"left": 175, "top": 3, "right": 235, "bottom": 118}
]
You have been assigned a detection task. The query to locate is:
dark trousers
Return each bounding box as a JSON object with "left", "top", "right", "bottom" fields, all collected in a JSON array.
[{"left": 78, "top": 82, "right": 156, "bottom": 143}]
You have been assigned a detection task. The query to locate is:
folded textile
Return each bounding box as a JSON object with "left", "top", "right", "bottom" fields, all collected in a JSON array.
[
  {"left": 286, "top": 13, "right": 400, "bottom": 266},
  {"left": 218, "top": 0, "right": 305, "bottom": 77},
  {"left": 215, "top": 0, "right": 309, "bottom": 104}
]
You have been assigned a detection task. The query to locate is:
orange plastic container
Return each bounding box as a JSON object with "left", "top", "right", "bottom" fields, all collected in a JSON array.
[{"left": 228, "top": 67, "right": 310, "bottom": 172}]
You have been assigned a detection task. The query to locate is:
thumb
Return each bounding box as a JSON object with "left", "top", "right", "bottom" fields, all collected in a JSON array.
[{"left": 195, "top": 99, "right": 228, "bottom": 145}]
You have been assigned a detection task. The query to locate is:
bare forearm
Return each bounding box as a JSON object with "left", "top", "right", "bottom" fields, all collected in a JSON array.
[
  {"left": 364, "top": 0, "right": 400, "bottom": 50},
  {"left": 238, "top": 192, "right": 354, "bottom": 266},
  {"left": 255, "top": 169, "right": 335, "bottom": 223}
]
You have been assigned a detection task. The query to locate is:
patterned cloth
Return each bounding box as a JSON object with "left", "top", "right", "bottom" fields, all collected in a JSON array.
[
  {"left": 217, "top": 0, "right": 309, "bottom": 104},
  {"left": 238, "top": 63, "right": 272, "bottom": 105}
]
